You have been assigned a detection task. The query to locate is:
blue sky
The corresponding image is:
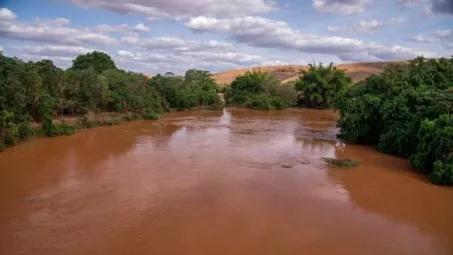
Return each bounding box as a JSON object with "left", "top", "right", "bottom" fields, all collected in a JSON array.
[{"left": 0, "top": 0, "right": 452, "bottom": 74}]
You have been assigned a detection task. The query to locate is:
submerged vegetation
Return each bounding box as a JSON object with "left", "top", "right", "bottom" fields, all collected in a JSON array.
[
  {"left": 0, "top": 51, "right": 222, "bottom": 151},
  {"left": 322, "top": 158, "right": 359, "bottom": 168}
]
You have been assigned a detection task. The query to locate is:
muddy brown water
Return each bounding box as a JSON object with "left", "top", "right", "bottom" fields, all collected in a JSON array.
[{"left": 1, "top": 109, "right": 452, "bottom": 255}]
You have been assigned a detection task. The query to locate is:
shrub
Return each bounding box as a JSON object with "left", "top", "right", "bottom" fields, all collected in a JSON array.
[
  {"left": 245, "top": 94, "right": 276, "bottom": 110},
  {"left": 99, "top": 118, "right": 122, "bottom": 126},
  {"left": 18, "top": 122, "right": 36, "bottom": 139},
  {"left": 41, "top": 119, "right": 76, "bottom": 137},
  {"left": 57, "top": 122, "right": 77, "bottom": 135},
  {"left": 41, "top": 118, "right": 59, "bottom": 137},
  {"left": 430, "top": 161, "right": 453, "bottom": 186},
  {"left": 142, "top": 111, "right": 160, "bottom": 120},
  {"left": 225, "top": 71, "right": 295, "bottom": 110},
  {"left": 122, "top": 112, "right": 142, "bottom": 121}
]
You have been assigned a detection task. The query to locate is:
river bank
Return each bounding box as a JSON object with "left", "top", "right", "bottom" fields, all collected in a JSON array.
[{"left": 1, "top": 109, "right": 219, "bottom": 152}]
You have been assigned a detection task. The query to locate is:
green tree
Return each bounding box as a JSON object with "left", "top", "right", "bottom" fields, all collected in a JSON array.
[
  {"left": 224, "top": 71, "right": 296, "bottom": 110},
  {"left": 295, "top": 63, "right": 351, "bottom": 108},
  {"left": 71, "top": 51, "right": 116, "bottom": 73}
]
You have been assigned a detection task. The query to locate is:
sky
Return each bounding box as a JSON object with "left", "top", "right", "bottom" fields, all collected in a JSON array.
[{"left": 0, "top": 0, "right": 452, "bottom": 74}]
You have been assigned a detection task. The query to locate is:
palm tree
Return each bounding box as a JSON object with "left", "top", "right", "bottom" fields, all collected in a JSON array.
[{"left": 294, "top": 62, "right": 351, "bottom": 108}]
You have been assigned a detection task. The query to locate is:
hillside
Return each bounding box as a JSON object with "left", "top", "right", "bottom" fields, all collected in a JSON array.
[{"left": 212, "top": 61, "right": 396, "bottom": 85}]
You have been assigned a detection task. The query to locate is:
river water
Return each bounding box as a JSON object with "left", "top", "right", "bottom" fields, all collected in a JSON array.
[{"left": 0, "top": 109, "right": 452, "bottom": 255}]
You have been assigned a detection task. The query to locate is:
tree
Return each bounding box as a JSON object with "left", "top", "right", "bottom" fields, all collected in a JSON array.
[
  {"left": 184, "top": 69, "right": 218, "bottom": 92},
  {"left": 71, "top": 51, "right": 116, "bottom": 73},
  {"left": 224, "top": 71, "right": 296, "bottom": 110},
  {"left": 295, "top": 63, "right": 351, "bottom": 108}
]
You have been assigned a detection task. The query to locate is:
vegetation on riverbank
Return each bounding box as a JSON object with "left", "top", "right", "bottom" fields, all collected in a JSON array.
[
  {"left": 224, "top": 70, "right": 297, "bottom": 110},
  {"left": 0, "top": 52, "right": 222, "bottom": 151},
  {"left": 295, "top": 63, "right": 352, "bottom": 108},
  {"left": 334, "top": 57, "right": 453, "bottom": 185},
  {"left": 223, "top": 63, "right": 350, "bottom": 110}
]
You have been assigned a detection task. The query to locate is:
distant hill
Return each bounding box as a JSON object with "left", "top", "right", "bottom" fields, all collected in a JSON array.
[{"left": 212, "top": 61, "right": 398, "bottom": 85}]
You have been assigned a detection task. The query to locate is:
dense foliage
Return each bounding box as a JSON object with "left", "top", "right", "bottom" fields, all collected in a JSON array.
[
  {"left": 224, "top": 71, "right": 297, "bottom": 110},
  {"left": 295, "top": 63, "right": 351, "bottom": 108},
  {"left": 150, "top": 69, "right": 222, "bottom": 111},
  {"left": 0, "top": 52, "right": 222, "bottom": 150},
  {"left": 335, "top": 57, "right": 453, "bottom": 185},
  {"left": 71, "top": 51, "right": 117, "bottom": 73}
]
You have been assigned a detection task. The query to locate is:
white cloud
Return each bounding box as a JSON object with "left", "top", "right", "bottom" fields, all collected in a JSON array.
[
  {"left": 61, "top": 0, "right": 275, "bottom": 19},
  {"left": 327, "top": 18, "right": 406, "bottom": 34},
  {"left": 185, "top": 16, "right": 437, "bottom": 62},
  {"left": 20, "top": 54, "right": 74, "bottom": 68},
  {"left": 121, "top": 36, "right": 233, "bottom": 52},
  {"left": 178, "top": 51, "right": 264, "bottom": 64},
  {"left": 0, "top": 8, "right": 17, "bottom": 21},
  {"left": 312, "top": 0, "right": 373, "bottom": 14},
  {"left": 117, "top": 50, "right": 135, "bottom": 58},
  {"left": 16, "top": 45, "right": 95, "bottom": 57},
  {"left": 33, "top": 17, "right": 71, "bottom": 26},
  {"left": 397, "top": 0, "right": 421, "bottom": 6},
  {"left": 0, "top": 8, "right": 116, "bottom": 45},
  {"left": 410, "top": 30, "right": 453, "bottom": 48},
  {"left": 93, "top": 23, "right": 150, "bottom": 33},
  {"left": 114, "top": 47, "right": 278, "bottom": 74},
  {"left": 115, "top": 35, "right": 285, "bottom": 73},
  {"left": 134, "top": 23, "right": 150, "bottom": 32}
]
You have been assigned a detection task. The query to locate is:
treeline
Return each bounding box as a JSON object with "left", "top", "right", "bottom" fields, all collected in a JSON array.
[
  {"left": 0, "top": 51, "right": 222, "bottom": 150},
  {"left": 223, "top": 63, "right": 351, "bottom": 110}
]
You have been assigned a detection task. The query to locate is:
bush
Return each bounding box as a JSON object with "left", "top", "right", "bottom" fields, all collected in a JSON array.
[
  {"left": 41, "top": 119, "right": 76, "bottom": 137},
  {"left": 57, "top": 122, "right": 77, "bottom": 135},
  {"left": 99, "top": 118, "right": 122, "bottom": 126},
  {"left": 430, "top": 161, "right": 453, "bottom": 186},
  {"left": 122, "top": 112, "right": 142, "bottom": 121},
  {"left": 149, "top": 70, "right": 222, "bottom": 111},
  {"left": 18, "top": 122, "right": 36, "bottom": 139},
  {"left": 245, "top": 94, "right": 276, "bottom": 110},
  {"left": 142, "top": 111, "right": 160, "bottom": 120},
  {"left": 225, "top": 71, "right": 296, "bottom": 110},
  {"left": 335, "top": 57, "right": 453, "bottom": 185}
]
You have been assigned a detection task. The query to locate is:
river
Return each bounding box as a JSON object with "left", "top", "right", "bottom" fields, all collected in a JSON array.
[{"left": 0, "top": 109, "right": 452, "bottom": 255}]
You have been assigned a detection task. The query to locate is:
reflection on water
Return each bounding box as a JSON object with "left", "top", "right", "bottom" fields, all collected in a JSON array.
[{"left": 0, "top": 108, "right": 452, "bottom": 255}]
